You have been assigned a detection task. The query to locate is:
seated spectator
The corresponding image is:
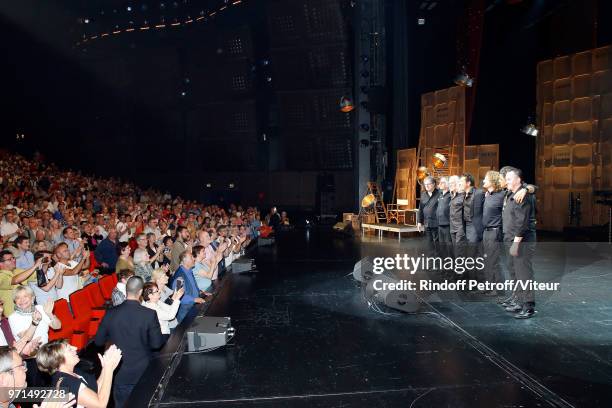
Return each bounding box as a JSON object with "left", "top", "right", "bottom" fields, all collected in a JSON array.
[
  {"left": 29, "top": 251, "right": 65, "bottom": 306},
  {"left": 37, "top": 339, "right": 122, "bottom": 408},
  {"left": 133, "top": 248, "right": 153, "bottom": 282},
  {"left": 0, "top": 210, "right": 19, "bottom": 242},
  {"left": 50, "top": 243, "right": 90, "bottom": 302},
  {"left": 0, "top": 347, "right": 76, "bottom": 408},
  {"left": 14, "top": 236, "right": 34, "bottom": 270},
  {"left": 160, "top": 236, "right": 174, "bottom": 267},
  {"left": 61, "top": 227, "right": 83, "bottom": 262},
  {"left": 151, "top": 267, "right": 174, "bottom": 304},
  {"left": 0, "top": 298, "right": 41, "bottom": 357},
  {"left": 9, "top": 285, "right": 60, "bottom": 346},
  {"left": 172, "top": 251, "right": 205, "bottom": 323},
  {"left": 94, "top": 228, "right": 118, "bottom": 275},
  {"left": 114, "top": 242, "right": 133, "bottom": 274},
  {"left": 111, "top": 269, "right": 134, "bottom": 307},
  {"left": 192, "top": 245, "right": 212, "bottom": 292},
  {"left": 170, "top": 226, "right": 190, "bottom": 273},
  {"left": 0, "top": 250, "right": 43, "bottom": 316},
  {"left": 142, "top": 282, "right": 183, "bottom": 341}
]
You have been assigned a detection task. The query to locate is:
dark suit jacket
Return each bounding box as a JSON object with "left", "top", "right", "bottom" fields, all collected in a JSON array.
[
  {"left": 94, "top": 299, "right": 165, "bottom": 386},
  {"left": 417, "top": 189, "right": 440, "bottom": 228}
]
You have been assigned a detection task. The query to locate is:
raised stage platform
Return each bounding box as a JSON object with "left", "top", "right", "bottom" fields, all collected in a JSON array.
[
  {"left": 129, "top": 229, "right": 612, "bottom": 407},
  {"left": 361, "top": 222, "right": 419, "bottom": 241}
]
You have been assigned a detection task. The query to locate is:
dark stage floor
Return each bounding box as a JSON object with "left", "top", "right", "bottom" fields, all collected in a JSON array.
[{"left": 131, "top": 229, "right": 612, "bottom": 408}]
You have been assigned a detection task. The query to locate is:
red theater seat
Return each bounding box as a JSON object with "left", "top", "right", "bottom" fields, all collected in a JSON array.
[
  {"left": 98, "top": 275, "right": 115, "bottom": 300},
  {"left": 48, "top": 299, "right": 88, "bottom": 350},
  {"left": 69, "top": 289, "right": 101, "bottom": 338}
]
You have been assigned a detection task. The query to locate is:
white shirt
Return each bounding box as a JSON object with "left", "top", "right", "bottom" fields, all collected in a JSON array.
[
  {"left": 9, "top": 304, "right": 52, "bottom": 345},
  {"left": 116, "top": 222, "right": 131, "bottom": 242},
  {"left": 29, "top": 266, "right": 59, "bottom": 306},
  {"left": 0, "top": 220, "right": 18, "bottom": 241},
  {"left": 143, "top": 299, "right": 180, "bottom": 334},
  {"left": 51, "top": 260, "right": 81, "bottom": 301}
]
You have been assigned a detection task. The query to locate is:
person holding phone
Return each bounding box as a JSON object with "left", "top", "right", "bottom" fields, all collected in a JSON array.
[{"left": 171, "top": 251, "right": 205, "bottom": 323}]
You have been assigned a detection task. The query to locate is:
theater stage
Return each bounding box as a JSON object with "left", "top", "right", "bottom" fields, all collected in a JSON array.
[{"left": 130, "top": 229, "right": 612, "bottom": 407}]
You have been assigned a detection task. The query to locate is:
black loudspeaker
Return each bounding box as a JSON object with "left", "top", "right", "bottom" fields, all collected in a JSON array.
[
  {"left": 367, "top": 86, "right": 387, "bottom": 114},
  {"left": 365, "top": 274, "right": 419, "bottom": 313},
  {"left": 353, "top": 257, "right": 374, "bottom": 282}
]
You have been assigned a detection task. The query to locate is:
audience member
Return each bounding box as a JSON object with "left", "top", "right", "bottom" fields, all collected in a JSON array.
[
  {"left": 111, "top": 269, "right": 134, "bottom": 307},
  {"left": 142, "top": 282, "right": 183, "bottom": 341},
  {"left": 172, "top": 251, "right": 205, "bottom": 323},
  {"left": 95, "top": 276, "right": 164, "bottom": 407}
]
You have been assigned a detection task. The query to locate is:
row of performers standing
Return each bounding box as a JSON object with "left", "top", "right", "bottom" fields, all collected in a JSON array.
[{"left": 417, "top": 166, "right": 537, "bottom": 319}]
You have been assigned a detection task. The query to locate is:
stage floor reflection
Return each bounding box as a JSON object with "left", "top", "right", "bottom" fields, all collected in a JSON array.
[{"left": 138, "top": 229, "right": 612, "bottom": 407}]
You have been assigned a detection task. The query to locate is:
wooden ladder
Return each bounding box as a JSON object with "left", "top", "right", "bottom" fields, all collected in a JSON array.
[{"left": 367, "top": 181, "right": 388, "bottom": 224}]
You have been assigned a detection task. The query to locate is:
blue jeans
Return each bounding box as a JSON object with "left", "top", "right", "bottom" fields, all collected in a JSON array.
[{"left": 113, "top": 383, "right": 135, "bottom": 408}]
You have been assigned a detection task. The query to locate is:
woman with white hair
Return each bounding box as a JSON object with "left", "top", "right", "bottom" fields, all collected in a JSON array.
[
  {"left": 133, "top": 248, "right": 153, "bottom": 282},
  {"left": 8, "top": 285, "right": 61, "bottom": 346}
]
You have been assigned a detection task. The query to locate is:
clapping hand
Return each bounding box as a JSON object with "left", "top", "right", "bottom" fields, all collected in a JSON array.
[
  {"left": 98, "top": 344, "right": 123, "bottom": 371},
  {"left": 43, "top": 299, "right": 55, "bottom": 317}
]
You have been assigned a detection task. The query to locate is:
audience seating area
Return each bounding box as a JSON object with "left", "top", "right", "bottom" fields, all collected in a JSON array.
[{"left": 48, "top": 273, "right": 118, "bottom": 350}]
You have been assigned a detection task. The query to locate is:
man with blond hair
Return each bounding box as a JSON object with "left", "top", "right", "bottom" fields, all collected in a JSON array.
[{"left": 480, "top": 170, "right": 505, "bottom": 294}]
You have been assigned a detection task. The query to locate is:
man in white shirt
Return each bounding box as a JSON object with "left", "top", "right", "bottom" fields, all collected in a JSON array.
[
  {"left": 0, "top": 210, "right": 20, "bottom": 242},
  {"left": 51, "top": 243, "right": 90, "bottom": 302},
  {"left": 116, "top": 214, "right": 132, "bottom": 243},
  {"left": 61, "top": 226, "right": 83, "bottom": 262},
  {"left": 143, "top": 218, "right": 162, "bottom": 241}
]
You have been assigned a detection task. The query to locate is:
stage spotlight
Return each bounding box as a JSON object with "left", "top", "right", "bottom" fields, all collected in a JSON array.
[
  {"left": 454, "top": 71, "right": 474, "bottom": 87},
  {"left": 180, "top": 91, "right": 187, "bottom": 97},
  {"left": 229, "top": 183, "right": 235, "bottom": 189},
  {"left": 361, "top": 194, "right": 376, "bottom": 209},
  {"left": 361, "top": 55, "right": 369, "bottom": 63},
  {"left": 206, "top": 183, "right": 212, "bottom": 188},
  {"left": 339, "top": 96, "right": 355, "bottom": 112},
  {"left": 127, "top": 6, "right": 132, "bottom": 11},
  {"left": 521, "top": 123, "right": 538, "bottom": 136},
  {"left": 432, "top": 153, "right": 447, "bottom": 169},
  {"left": 353, "top": 257, "right": 374, "bottom": 282},
  {"left": 360, "top": 124, "right": 370, "bottom": 132},
  {"left": 418, "top": 18, "right": 425, "bottom": 25},
  {"left": 417, "top": 166, "right": 430, "bottom": 182},
  {"left": 84, "top": 18, "right": 90, "bottom": 24}
]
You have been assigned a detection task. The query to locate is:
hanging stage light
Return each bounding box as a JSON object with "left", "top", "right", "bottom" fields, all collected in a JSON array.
[
  {"left": 432, "top": 153, "right": 447, "bottom": 169},
  {"left": 417, "top": 166, "right": 430, "bottom": 182},
  {"left": 521, "top": 123, "right": 538, "bottom": 136},
  {"left": 339, "top": 96, "right": 355, "bottom": 113},
  {"left": 361, "top": 194, "right": 376, "bottom": 208},
  {"left": 454, "top": 71, "right": 474, "bottom": 87}
]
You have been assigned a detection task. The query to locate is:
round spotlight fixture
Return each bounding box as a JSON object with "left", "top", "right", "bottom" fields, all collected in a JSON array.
[{"left": 339, "top": 96, "right": 355, "bottom": 113}]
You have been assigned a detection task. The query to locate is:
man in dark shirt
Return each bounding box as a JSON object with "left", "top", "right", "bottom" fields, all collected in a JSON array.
[
  {"left": 481, "top": 171, "right": 505, "bottom": 293},
  {"left": 448, "top": 175, "right": 466, "bottom": 244},
  {"left": 417, "top": 176, "right": 440, "bottom": 246},
  {"left": 95, "top": 276, "right": 165, "bottom": 407},
  {"left": 502, "top": 167, "right": 536, "bottom": 319},
  {"left": 436, "top": 177, "right": 451, "bottom": 244},
  {"left": 94, "top": 228, "right": 119, "bottom": 275},
  {"left": 460, "top": 173, "right": 485, "bottom": 243}
]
